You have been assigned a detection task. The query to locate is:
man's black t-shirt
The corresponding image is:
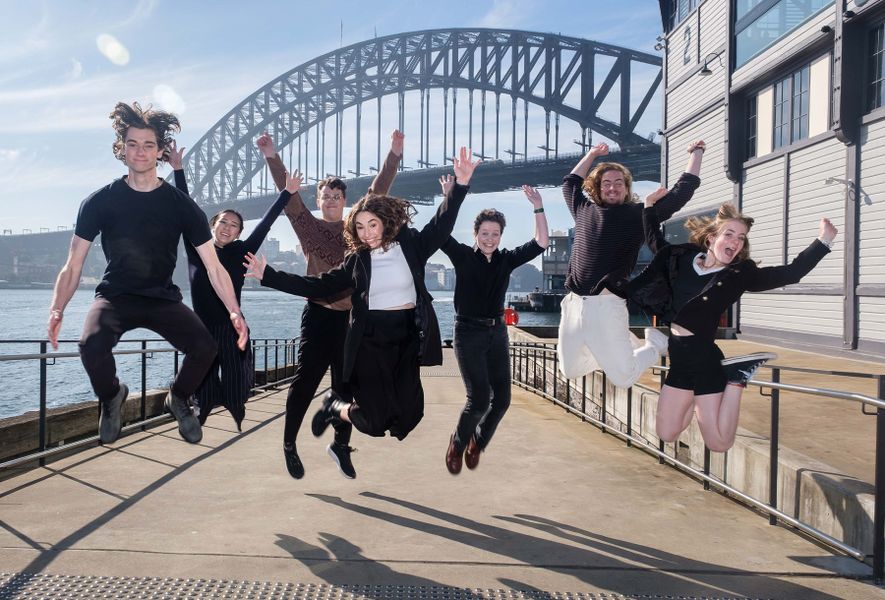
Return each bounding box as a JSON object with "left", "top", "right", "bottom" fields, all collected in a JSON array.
[{"left": 74, "top": 177, "right": 212, "bottom": 301}]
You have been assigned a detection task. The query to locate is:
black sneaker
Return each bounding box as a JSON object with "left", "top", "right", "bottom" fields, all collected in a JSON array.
[
  {"left": 721, "top": 352, "right": 777, "bottom": 387},
  {"left": 165, "top": 391, "right": 203, "bottom": 444},
  {"left": 311, "top": 391, "right": 348, "bottom": 437},
  {"left": 99, "top": 383, "right": 128, "bottom": 444},
  {"left": 327, "top": 442, "right": 357, "bottom": 479},
  {"left": 283, "top": 443, "right": 305, "bottom": 479}
]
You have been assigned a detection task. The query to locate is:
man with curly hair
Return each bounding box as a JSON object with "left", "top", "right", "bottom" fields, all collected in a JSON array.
[
  {"left": 557, "top": 141, "right": 704, "bottom": 388},
  {"left": 47, "top": 102, "right": 248, "bottom": 446}
]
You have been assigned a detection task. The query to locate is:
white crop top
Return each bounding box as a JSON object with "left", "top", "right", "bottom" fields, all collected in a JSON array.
[{"left": 368, "top": 243, "right": 417, "bottom": 309}]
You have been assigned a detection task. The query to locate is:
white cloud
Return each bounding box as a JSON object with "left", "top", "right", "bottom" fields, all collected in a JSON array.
[
  {"left": 477, "top": 0, "right": 522, "bottom": 29},
  {"left": 112, "top": 0, "right": 160, "bottom": 30},
  {"left": 66, "top": 58, "right": 83, "bottom": 81},
  {"left": 153, "top": 84, "right": 187, "bottom": 114},
  {"left": 96, "top": 34, "right": 130, "bottom": 66},
  {"left": 0, "top": 149, "right": 22, "bottom": 162}
]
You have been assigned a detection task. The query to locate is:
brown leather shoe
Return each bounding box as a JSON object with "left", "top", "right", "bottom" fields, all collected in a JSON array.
[
  {"left": 465, "top": 435, "right": 481, "bottom": 470},
  {"left": 446, "top": 435, "right": 463, "bottom": 475}
]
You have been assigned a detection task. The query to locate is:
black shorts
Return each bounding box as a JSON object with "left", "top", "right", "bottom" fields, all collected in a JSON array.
[{"left": 664, "top": 334, "right": 727, "bottom": 396}]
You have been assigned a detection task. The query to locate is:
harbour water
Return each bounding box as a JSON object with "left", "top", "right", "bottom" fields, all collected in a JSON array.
[{"left": 0, "top": 288, "right": 559, "bottom": 419}]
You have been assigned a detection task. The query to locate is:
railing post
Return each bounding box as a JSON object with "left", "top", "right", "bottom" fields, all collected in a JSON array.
[
  {"left": 703, "top": 447, "right": 711, "bottom": 491},
  {"left": 659, "top": 356, "right": 666, "bottom": 463},
  {"left": 39, "top": 341, "right": 47, "bottom": 466},
  {"left": 874, "top": 375, "right": 885, "bottom": 583},
  {"left": 626, "top": 386, "right": 633, "bottom": 447},
  {"left": 544, "top": 345, "right": 550, "bottom": 399},
  {"left": 601, "top": 372, "right": 607, "bottom": 434},
  {"left": 769, "top": 368, "right": 781, "bottom": 525},
  {"left": 141, "top": 341, "right": 147, "bottom": 430},
  {"left": 275, "top": 338, "right": 280, "bottom": 381},
  {"left": 173, "top": 349, "right": 179, "bottom": 375},
  {"left": 581, "top": 375, "right": 586, "bottom": 422},
  {"left": 264, "top": 342, "right": 269, "bottom": 384}
]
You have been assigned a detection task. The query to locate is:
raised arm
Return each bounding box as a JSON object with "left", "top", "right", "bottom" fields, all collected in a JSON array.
[
  {"left": 243, "top": 169, "right": 303, "bottom": 253},
  {"left": 522, "top": 185, "right": 549, "bottom": 249},
  {"left": 415, "top": 147, "right": 479, "bottom": 259},
  {"left": 368, "top": 129, "right": 403, "bottom": 195},
  {"left": 570, "top": 143, "right": 609, "bottom": 178},
  {"left": 643, "top": 188, "right": 670, "bottom": 254},
  {"left": 168, "top": 139, "right": 190, "bottom": 195},
  {"left": 47, "top": 235, "right": 91, "bottom": 350},
  {"left": 194, "top": 241, "right": 249, "bottom": 350},
  {"left": 653, "top": 140, "right": 704, "bottom": 221},
  {"left": 745, "top": 218, "right": 837, "bottom": 292}
]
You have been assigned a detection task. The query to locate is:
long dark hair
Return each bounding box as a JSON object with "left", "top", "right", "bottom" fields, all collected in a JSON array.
[{"left": 343, "top": 194, "right": 415, "bottom": 252}]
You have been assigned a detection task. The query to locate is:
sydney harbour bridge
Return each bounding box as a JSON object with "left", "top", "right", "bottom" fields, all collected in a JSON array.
[{"left": 1, "top": 28, "right": 662, "bottom": 281}]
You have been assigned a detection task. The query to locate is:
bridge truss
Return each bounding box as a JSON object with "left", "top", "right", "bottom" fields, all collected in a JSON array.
[{"left": 181, "top": 28, "right": 663, "bottom": 206}]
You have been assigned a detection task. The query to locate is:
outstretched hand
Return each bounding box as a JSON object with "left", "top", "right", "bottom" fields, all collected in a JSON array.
[
  {"left": 243, "top": 252, "right": 267, "bottom": 282},
  {"left": 819, "top": 218, "right": 838, "bottom": 244},
  {"left": 390, "top": 129, "right": 404, "bottom": 156},
  {"left": 452, "top": 146, "right": 480, "bottom": 185},
  {"left": 167, "top": 139, "right": 185, "bottom": 170},
  {"left": 256, "top": 130, "right": 276, "bottom": 158},
  {"left": 645, "top": 187, "right": 668, "bottom": 208},
  {"left": 285, "top": 169, "right": 304, "bottom": 194},
  {"left": 439, "top": 174, "right": 455, "bottom": 197},
  {"left": 522, "top": 185, "right": 543, "bottom": 209}
]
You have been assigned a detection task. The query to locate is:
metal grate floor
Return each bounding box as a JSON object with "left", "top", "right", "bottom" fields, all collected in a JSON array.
[{"left": 0, "top": 573, "right": 771, "bottom": 600}]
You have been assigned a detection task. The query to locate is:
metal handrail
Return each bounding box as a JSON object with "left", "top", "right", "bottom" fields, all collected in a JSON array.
[
  {"left": 0, "top": 337, "right": 299, "bottom": 471},
  {"left": 508, "top": 341, "right": 885, "bottom": 581}
]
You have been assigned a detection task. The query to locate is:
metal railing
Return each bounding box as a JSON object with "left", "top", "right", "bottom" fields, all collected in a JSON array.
[
  {"left": 0, "top": 337, "right": 298, "bottom": 470},
  {"left": 509, "top": 341, "right": 885, "bottom": 582}
]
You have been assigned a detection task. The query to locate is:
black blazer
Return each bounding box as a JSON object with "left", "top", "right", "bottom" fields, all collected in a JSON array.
[
  {"left": 599, "top": 207, "right": 831, "bottom": 340},
  {"left": 261, "top": 183, "right": 470, "bottom": 381}
]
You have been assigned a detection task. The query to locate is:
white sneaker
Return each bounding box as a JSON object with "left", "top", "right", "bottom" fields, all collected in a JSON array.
[{"left": 644, "top": 327, "right": 669, "bottom": 356}]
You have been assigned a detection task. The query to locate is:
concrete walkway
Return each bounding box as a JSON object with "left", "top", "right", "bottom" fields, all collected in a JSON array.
[{"left": 0, "top": 350, "right": 880, "bottom": 599}]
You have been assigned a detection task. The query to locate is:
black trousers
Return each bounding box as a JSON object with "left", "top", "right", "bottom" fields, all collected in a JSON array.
[
  {"left": 349, "top": 309, "right": 423, "bottom": 440},
  {"left": 284, "top": 302, "right": 352, "bottom": 446},
  {"left": 194, "top": 322, "right": 253, "bottom": 426},
  {"left": 79, "top": 295, "right": 216, "bottom": 403},
  {"left": 452, "top": 319, "right": 511, "bottom": 452}
]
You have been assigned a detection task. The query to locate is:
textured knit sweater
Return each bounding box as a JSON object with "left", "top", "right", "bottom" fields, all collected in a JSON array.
[{"left": 562, "top": 172, "right": 700, "bottom": 295}]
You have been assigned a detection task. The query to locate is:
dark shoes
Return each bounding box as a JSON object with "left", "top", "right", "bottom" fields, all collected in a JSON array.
[
  {"left": 446, "top": 435, "right": 463, "bottom": 475},
  {"left": 464, "top": 435, "right": 481, "bottom": 470},
  {"left": 327, "top": 442, "right": 357, "bottom": 479},
  {"left": 721, "top": 352, "right": 777, "bottom": 387},
  {"left": 99, "top": 383, "right": 128, "bottom": 444},
  {"left": 311, "top": 391, "right": 349, "bottom": 437},
  {"left": 165, "top": 391, "right": 203, "bottom": 444},
  {"left": 283, "top": 443, "right": 305, "bottom": 479}
]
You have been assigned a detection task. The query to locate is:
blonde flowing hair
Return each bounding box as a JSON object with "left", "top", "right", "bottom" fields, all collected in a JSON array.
[
  {"left": 685, "top": 202, "right": 755, "bottom": 263},
  {"left": 581, "top": 162, "right": 637, "bottom": 205}
]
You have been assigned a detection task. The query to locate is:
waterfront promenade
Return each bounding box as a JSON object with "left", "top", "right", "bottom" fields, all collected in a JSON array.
[{"left": 0, "top": 349, "right": 880, "bottom": 599}]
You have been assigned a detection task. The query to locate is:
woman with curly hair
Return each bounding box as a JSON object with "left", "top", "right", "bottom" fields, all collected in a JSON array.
[
  {"left": 244, "top": 147, "right": 480, "bottom": 442},
  {"left": 600, "top": 200, "right": 837, "bottom": 451}
]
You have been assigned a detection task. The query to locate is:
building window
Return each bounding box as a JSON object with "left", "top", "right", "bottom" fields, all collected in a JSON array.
[
  {"left": 746, "top": 96, "right": 757, "bottom": 159},
  {"left": 773, "top": 65, "right": 810, "bottom": 149},
  {"left": 666, "top": 0, "right": 700, "bottom": 30},
  {"left": 735, "top": 0, "right": 832, "bottom": 67},
  {"left": 868, "top": 23, "right": 885, "bottom": 112}
]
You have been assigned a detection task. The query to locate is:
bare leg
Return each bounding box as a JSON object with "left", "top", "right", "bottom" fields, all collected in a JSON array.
[
  {"left": 693, "top": 383, "right": 745, "bottom": 452},
  {"left": 655, "top": 385, "right": 696, "bottom": 442}
]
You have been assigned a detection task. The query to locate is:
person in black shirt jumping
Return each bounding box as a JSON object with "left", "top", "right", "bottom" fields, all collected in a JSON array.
[
  {"left": 47, "top": 102, "right": 248, "bottom": 445},
  {"left": 168, "top": 140, "right": 291, "bottom": 431},
  {"left": 600, "top": 199, "right": 837, "bottom": 451},
  {"left": 557, "top": 141, "right": 705, "bottom": 388},
  {"left": 441, "top": 183, "right": 548, "bottom": 474}
]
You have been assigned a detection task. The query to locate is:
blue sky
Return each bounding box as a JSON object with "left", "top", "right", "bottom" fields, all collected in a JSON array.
[{"left": 0, "top": 0, "right": 666, "bottom": 263}]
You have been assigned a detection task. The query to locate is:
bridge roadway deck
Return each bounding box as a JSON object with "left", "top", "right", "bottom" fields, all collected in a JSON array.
[{"left": 0, "top": 350, "right": 880, "bottom": 599}]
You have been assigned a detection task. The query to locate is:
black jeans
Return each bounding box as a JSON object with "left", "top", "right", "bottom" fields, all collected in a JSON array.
[
  {"left": 79, "top": 295, "right": 216, "bottom": 403},
  {"left": 452, "top": 318, "right": 511, "bottom": 452},
  {"left": 284, "top": 302, "right": 352, "bottom": 447}
]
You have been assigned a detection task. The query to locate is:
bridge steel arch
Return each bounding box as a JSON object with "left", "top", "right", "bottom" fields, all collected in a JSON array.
[{"left": 183, "top": 28, "right": 662, "bottom": 206}]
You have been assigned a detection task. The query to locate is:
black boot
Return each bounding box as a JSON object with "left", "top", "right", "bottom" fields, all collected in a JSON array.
[
  {"left": 311, "top": 391, "right": 349, "bottom": 437},
  {"left": 283, "top": 442, "right": 305, "bottom": 479}
]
